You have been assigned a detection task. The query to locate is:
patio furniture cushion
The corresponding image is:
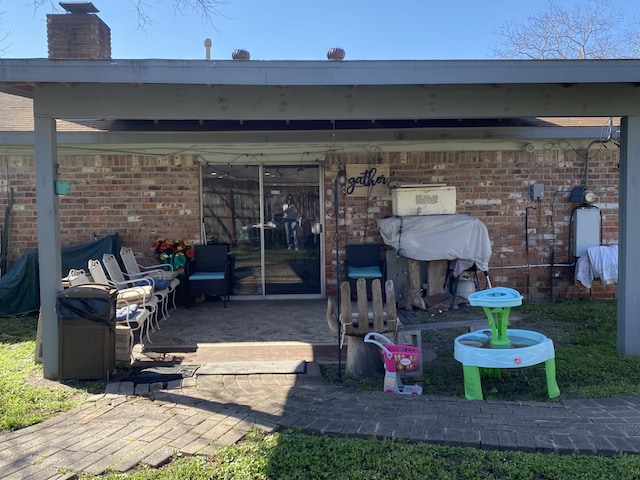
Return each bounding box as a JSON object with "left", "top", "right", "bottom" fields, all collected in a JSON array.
[
  {"left": 189, "top": 272, "right": 225, "bottom": 281},
  {"left": 114, "top": 285, "right": 153, "bottom": 307},
  {"left": 116, "top": 303, "right": 139, "bottom": 321},
  {"left": 135, "top": 278, "right": 172, "bottom": 291},
  {"left": 347, "top": 265, "right": 383, "bottom": 279}
]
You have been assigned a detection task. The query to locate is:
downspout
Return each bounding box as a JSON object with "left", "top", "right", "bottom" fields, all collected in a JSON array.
[
  {"left": 548, "top": 191, "right": 559, "bottom": 302},
  {"left": 549, "top": 214, "right": 555, "bottom": 301},
  {"left": 525, "top": 206, "right": 535, "bottom": 300}
]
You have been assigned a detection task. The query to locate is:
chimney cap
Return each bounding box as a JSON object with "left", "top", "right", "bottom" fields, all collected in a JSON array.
[{"left": 59, "top": 2, "right": 99, "bottom": 14}]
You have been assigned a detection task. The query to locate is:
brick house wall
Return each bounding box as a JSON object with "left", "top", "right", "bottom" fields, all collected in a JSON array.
[
  {"left": 324, "top": 148, "right": 619, "bottom": 300},
  {"left": 0, "top": 145, "right": 619, "bottom": 300},
  {"left": 1, "top": 154, "right": 201, "bottom": 267}
]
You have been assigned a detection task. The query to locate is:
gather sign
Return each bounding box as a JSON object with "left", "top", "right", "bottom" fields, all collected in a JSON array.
[{"left": 344, "top": 165, "right": 390, "bottom": 197}]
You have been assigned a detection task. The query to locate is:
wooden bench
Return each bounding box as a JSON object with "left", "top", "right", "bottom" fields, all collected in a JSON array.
[
  {"left": 327, "top": 278, "right": 490, "bottom": 379},
  {"left": 326, "top": 277, "right": 398, "bottom": 378}
]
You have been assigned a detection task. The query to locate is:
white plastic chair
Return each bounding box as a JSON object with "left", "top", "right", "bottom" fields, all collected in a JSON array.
[
  {"left": 120, "top": 246, "right": 177, "bottom": 280},
  {"left": 67, "top": 268, "right": 91, "bottom": 286},
  {"left": 102, "top": 253, "right": 172, "bottom": 322},
  {"left": 87, "top": 259, "right": 159, "bottom": 339},
  {"left": 115, "top": 299, "right": 151, "bottom": 361},
  {"left": 120, "top": 246, "right": 180, "bottom": 309}
]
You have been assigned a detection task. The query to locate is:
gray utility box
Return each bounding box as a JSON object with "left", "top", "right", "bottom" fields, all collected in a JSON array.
[
  {"left": 56, "top": 285, "right": 118, "bottom": 381},
  {"left": 570, "top": 207, "right": 601, "bottom": 258}
]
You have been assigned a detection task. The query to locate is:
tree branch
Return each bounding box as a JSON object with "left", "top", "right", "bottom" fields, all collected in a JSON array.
[
  {"left": 29, "top": 0, "right": 228, "bottom": 29},
  {"left": 493, "top": 0, "right": 637, "bottom": 59}
]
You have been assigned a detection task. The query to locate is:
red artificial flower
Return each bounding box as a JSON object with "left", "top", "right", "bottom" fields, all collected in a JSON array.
[{"left": 152, "top": 237, "right": 194, "bottom": 260}]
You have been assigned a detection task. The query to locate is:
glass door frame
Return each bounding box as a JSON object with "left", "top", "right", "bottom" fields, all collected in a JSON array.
[{"left": 220, "top": 162, "right": 325, "bottom": 301}]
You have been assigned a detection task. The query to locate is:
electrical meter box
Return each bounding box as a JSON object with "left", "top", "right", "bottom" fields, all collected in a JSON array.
[
  {"left": 392, "top": 185, "right": 456, "bottom": 216},
  {"left": 570, "top": 207, "right": 601, "bottom": 258}
]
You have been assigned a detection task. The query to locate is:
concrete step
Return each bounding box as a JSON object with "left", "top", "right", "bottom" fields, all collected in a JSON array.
[{"left": 134, "top": 341, "right": 340, "bottom": 367}]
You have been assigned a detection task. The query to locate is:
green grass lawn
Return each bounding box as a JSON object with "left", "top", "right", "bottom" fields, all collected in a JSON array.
[
  {"left": 0, "top": 315, "right": 103, "bottom": 431},
  {"left": 87, "top": 428, "right": 640, "bottom": 480},
  {"left": 324, "top": 298, "right": 640, "bottom": 402},
  {"left": 4, "top": 299, "right": 640, "bottom": 479}
]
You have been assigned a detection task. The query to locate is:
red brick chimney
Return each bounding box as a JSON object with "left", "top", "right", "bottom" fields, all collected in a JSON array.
[{"left": 47, "top": 2, "right": 111, "bottom": 60}]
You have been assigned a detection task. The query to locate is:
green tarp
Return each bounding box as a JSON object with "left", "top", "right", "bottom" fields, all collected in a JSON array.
[{"left": 0, "top": 233, "right": 120, "bottom": 316}]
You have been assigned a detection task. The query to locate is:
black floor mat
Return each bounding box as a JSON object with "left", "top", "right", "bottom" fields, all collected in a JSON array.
[{"left": 120, "top": 365, "right": 199, "bottom": 385}]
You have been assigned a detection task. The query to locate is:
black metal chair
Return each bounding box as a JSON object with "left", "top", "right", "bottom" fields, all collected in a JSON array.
[
  {"left": 188, "top": 244, "right": 232, "bottom": 308},
  {"left": 345, "top": 244, "right": 385, "bottom": 298}
]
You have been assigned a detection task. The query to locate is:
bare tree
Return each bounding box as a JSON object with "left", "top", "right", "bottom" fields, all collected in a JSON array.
[
  {"left": 130, "top": 0, "right": 228, "bottom": 29},
  {"left": 0, "top": 0, "right": 228, "bottom": 54},
  {"left": 493, "top": 0, "right": 638, "bottom": 59}
]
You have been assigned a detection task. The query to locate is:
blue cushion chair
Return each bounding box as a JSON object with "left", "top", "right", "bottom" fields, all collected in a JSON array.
[
  {"left": 188, "top": 244, "right": 232, "bottom": 308},
  {"left": 345, "top": 244, "right": 385, "bottom": 299}
]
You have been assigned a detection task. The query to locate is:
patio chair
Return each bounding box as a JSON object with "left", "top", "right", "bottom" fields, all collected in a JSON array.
[
  {"left": 120, "top": 246, "right": 180, "bottom": 309},
  {"left": 101, "top": 253, "right": 172, "bottom": 324},
  {"left": 87, "top": 259, "right": 158, "bottom": 342},
  {"left": 345, "top": 244, "right": 385, "bottom": 299},
  {"left": 67, "top": 268, "right": 91, "bottom": 286},
  {"left": 120, "top": 246, "right": 178, "bottom": 280},
  {"left": 189, "top": 244, "right": 232, "bottom": 308},
  {"left": 114, "top": 298, "right": 152, "bottom": 362}
]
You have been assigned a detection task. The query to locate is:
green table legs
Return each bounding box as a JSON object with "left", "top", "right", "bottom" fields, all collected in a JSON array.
[
  {"left": 462, "top": 359, "right": 560, "bottom": 400},
  {"left": 545, "top": 358, "right": 561, "bottom": 399},
  {"left": 463, "top": 365, "right": 484, "bottom": 400}
]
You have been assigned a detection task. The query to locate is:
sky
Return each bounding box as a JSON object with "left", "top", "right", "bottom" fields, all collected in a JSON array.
[{"left": 0, "top": 0, "right": 634, "bottom": 61}]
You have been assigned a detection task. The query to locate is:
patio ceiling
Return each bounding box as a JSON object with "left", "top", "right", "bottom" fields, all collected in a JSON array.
[{"left": 2, "top": 124, "right": 613, "bottom": 159}]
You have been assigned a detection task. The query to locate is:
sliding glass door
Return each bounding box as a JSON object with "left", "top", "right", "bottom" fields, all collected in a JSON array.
[{"left": 201, "top": 163, "right": 323, "bottom": 298}]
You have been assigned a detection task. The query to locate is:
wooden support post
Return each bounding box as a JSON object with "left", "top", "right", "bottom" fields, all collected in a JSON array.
[{"left": 401, "top": 258, "right": 426, "bottom": 311}]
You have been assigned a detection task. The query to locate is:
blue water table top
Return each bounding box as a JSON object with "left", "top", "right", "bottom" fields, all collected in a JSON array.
[
  {"left": 469, "top": 286, "right": 523, "bottom": 348},
  {"left": 469, "top": 286, "right": 523, "bottom": 308}
]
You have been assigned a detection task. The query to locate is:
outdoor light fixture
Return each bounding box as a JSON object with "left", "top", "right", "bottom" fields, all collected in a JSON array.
[{"left": 334, "top": 168, "right": 347, "bottom": 382}]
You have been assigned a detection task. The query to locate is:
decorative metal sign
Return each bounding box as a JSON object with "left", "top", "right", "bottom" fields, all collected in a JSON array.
[{"left": 344, "top": 165, "right": 390, "bottom": 197}]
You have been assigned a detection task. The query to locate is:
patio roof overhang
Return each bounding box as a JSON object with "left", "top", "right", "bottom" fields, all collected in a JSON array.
[
  {"left": 1, "top": 57, "right": 639, "bottom": 378},
  {"left": 0, "top": 123, "right": 613, "bottom": 158},
  {"left": 0, "top": 58, "right": 634, "bottom": 158},
  {"left": 1, "top": 58, "right": 640, "bottom": 121}
]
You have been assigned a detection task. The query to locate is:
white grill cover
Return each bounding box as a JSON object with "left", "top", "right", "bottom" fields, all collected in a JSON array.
[{"left": 378, "top": 214, "right": 492, "bottom": 272}]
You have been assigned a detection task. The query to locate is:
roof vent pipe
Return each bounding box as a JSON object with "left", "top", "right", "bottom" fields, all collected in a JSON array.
[{"left": 204, "top": 38, "right": 212, "bottom": 61}]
